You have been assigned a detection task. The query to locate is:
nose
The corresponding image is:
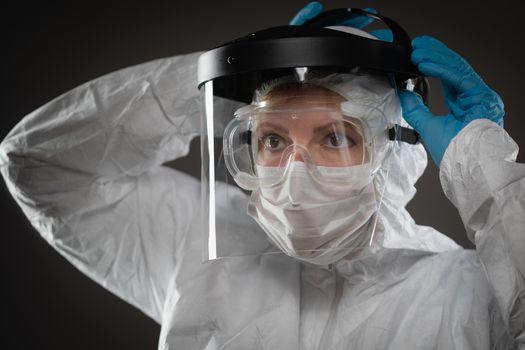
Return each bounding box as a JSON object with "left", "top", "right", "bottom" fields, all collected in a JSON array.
[
  {"left": 291, "top": 151, "right": 305, "bottom": 162},
  {"left": 285, "top": 143, "right": 312, "bottom": 165}
]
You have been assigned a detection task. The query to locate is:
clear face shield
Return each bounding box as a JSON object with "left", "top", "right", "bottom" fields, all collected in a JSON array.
[{"left": 200, "top": 72, "right": 402, "bottom": 265}]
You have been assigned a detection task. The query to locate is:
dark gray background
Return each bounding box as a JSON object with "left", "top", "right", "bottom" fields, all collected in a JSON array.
[{"left": 3, "top": 1, "right": 524, "bottom": 349}]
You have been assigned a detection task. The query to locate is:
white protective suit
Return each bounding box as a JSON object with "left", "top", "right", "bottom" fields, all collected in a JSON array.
[{"left": 1, "top": 52, "right": 524, "bottom": 349}]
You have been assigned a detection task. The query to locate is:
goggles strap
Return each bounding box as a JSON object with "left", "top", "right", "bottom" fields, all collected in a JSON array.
[
  {"left": 242, "top": 126, "right": 419, "bottom": 146},
  {"left": 388, "top": 124, "right": 420, "bottom": 144},
  {"left": 240, "top": 130, "right": 252, "bottom": 145}
]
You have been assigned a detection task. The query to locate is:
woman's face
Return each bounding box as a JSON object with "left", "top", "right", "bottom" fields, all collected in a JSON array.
[{"left": 254, "top": 86, "right": 366, "bottom": 167}]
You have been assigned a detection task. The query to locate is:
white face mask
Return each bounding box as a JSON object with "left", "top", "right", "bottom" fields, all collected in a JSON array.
[{"left": 247, "top": 162, "right": 378, "bottom": 266}]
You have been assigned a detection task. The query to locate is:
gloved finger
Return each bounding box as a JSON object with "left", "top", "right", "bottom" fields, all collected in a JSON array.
[
  {"left": 369, "top": 29, "right": 393, "bottom": 42},
  {"left": 411, "top": 48, "right": 452, "bottom": 67},
  {"left": 441, "top": 78, "right": 504, "bottom": 128},
  {"left": 412, "top": 36, "right": 466, "bottom": 63},
  {"left": 337, "top": 7, "right": 377, "bottom": 28},
  {"left": 411, "top": 36, "right": 486, "bottom": 91},
  {"left": 398, "top": 90, "right": 436, "bottom": 133},
  {"left": 457, "top": 86, "right": 490, "bottom": 109},
  {"left": 462, "top": 91, "right": 505, "bottom": 126},
  {"left": 289, "top": 2, "right": 323, "bottom": 25},
  {"left": 411, "top": 48, "right": 479, "bottom": 83},
  {"left": 410, "top": 49, "right": 485, "bottom": 93},
  {"left": 417, "top": 61, "right": 483, "bottom": 93},
  {"left": 412, "top": 49, "right": 484, "bottom": 90}
]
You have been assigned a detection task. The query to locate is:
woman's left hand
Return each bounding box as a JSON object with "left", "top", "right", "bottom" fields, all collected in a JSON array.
[{"left": 399, "top": 36, "right": 505, "bottom": 166}]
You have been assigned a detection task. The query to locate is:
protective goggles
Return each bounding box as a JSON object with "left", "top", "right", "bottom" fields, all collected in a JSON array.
[{"left": 224, "top": 100, "right": 389, "bottom": 190}]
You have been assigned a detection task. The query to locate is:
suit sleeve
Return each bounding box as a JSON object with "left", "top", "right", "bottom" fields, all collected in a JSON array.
[
  {"left": 0, "top": 52, "right": 204, "bottom": 323},
  {"left": 439, "top": 119, "right": 525, "bottom": 345}
]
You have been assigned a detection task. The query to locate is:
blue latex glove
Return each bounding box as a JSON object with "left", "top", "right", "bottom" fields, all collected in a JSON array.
[
  {"left": 289, "top": 1, "right": 323, "bottom": 25},
  {"left": 398, "top": 36, "right": 504, "bottom": 166},
  {"left": 289, "top": 2, "right": 392, "bottom": 41}
]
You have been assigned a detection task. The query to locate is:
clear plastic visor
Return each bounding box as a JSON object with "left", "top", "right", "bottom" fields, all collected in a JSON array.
[{"left": 199, "top": 72, "right": 398, "bottom": 263}]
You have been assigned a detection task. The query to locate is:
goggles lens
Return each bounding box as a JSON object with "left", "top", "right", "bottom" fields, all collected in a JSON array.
[{"left": 224, "top": 106, "right": 374, "bottom": 189}]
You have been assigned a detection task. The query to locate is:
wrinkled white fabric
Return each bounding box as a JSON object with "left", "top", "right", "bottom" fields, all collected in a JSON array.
[
  {"left": 248, "top": 162, "right": 377, "bottom": 265},
  {"left": 1, "top": 54, "right": 524, "bottom": 349}
]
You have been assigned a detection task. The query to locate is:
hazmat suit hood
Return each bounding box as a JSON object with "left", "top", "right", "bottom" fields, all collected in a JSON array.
[
  {"left": 244, "top": 25, "right": 461, "bottom": 259},
  {"left": 250, "top": 70, "right": 460, "bottom": 261}
]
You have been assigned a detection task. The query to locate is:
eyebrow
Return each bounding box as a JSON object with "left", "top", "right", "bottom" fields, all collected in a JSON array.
[
  {"left": 257, "top": 121, "right": 360, "bottom": 136},
  {"left": 257, "top": 122, "right": 289, "bottom": 135},
  {"left": 312, "top": 122, "right": 350, "bottom": 134}
]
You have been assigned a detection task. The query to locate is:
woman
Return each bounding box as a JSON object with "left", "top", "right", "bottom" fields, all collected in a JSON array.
[{"left": 1, "top": 2, "right": 523, "bottom": 349}]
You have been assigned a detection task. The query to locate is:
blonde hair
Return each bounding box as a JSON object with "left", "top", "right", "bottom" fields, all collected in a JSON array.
[{"left": 254, "top": 77, "right": 347, "bottom": 106}]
